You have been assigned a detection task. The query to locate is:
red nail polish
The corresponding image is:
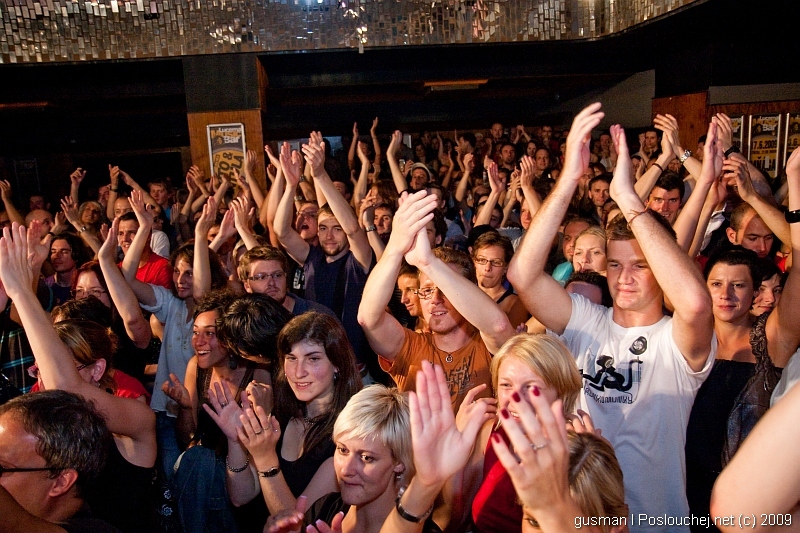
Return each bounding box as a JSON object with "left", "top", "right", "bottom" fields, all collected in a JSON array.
[
  {"left": 511, "top": 392, "right": 521, "bottom": 402},
  {"left": 500, "top": 408, "right": 510, "bottom": 419},
  {"left": 492, "top": 433, "right": 502, "bottom": 443},
  {"left": 533, "top": 386, "right": 540, "bottom": 397}
]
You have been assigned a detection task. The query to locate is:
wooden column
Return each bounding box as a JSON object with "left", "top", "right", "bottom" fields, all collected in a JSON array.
[{"left": 652, "top": 91, "right": 708, "bottom": 152}]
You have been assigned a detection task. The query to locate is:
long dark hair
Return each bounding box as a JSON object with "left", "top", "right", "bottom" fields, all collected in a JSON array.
[{"left": 274, "top": 312, "right": 361, "bottom": 455}]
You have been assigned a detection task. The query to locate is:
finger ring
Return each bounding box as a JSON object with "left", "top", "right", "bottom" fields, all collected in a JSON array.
[
  {"left": 530, "top": 442, "right": 548, "bottom": 450},
  {"left": 254, "top": 429, "right": 263, "bottom": 435},
  {"left": 220, "top": 402, "right": 228, "bottom": 407}
]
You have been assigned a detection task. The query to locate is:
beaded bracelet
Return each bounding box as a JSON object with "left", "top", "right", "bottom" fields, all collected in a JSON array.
[{"left": 225, "top": 455, "right": 249, "bottom": 473}]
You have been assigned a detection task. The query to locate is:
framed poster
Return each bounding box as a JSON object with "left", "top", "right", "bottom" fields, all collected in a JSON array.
[
  {"left": 748, "top": 114, "right": 782, "bottom": 179},
  {"left": 207, "top": 123, "right": 246, "bottom": 182},
  {"left": 784, "top": 112, "right": 800, "bottom": 167},
  {"left": 729, "top": 115, "right": 746, "bottom": 155}
]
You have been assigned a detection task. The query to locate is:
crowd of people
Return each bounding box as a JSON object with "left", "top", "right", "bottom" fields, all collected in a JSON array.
[{"left": 1, "top": 102, "right": 800, "bottom": 533}]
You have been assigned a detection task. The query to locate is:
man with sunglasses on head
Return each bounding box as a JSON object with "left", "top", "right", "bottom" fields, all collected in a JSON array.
[
  {"left": 238, "top": 245, "right": 336, "bottom": 318},
  {"left": 0, "top": 390, "right": 119, "bottom": 532},
  {"left": 358, "top": 190, "right": 513, "bottom": 412}
]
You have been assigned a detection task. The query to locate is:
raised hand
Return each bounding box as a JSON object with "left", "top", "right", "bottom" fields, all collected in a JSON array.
[
  {"left": 455, "top": 383, "right": 497, "bottom": 433},
  {"left": 52, "top": 212, "right": 69, "bottom": 235},
  {"left": 713, "top": 113, "right": 734, "bottom": 153},
  {"left": 98, "top": 217, "right": 120, "bottom": 262},
  {"left": 0, "top": 223, "right": 33, "bottom": 300},
  {"left": 700, "top": 121, "right": 724, "bottom": 186},
  {"left": 280, "top": 142, "right": 302, "bottom": 188},
  {"left": 370, "top": 117, "right": 379, "bottom": 135},
  {"left": 388, "top": 130, "right": 402, "bottom": 157},
  {"left": 109, "top": 165, "right": 121, "bottom": 187},
  {"left": 725, "top": 153, "right": 757, "bottom": 201},
  {"left": 194, "top": 196, "right": 218, "bottom": 238},
  {"left": 161, "top": 372, "right": 192, "bottom": 409},
  {"left": 356, "top": 139, "right": 370, "bottom": 164},
  {"left": 245, "top": 149, "right": 258, "bottom": 174},
  {"left": 265, "top": 144, "right": 282, "bottom": 168},
  {"left": 787, "top": 144, "right": 800, "bottom": 182},
  {"left": 0, "top": 180, "right": 12, "bottom": 202},
  {"left": 231, "top": 196, "right": 255, "bottom": 234},
  {"left": 70, "top": 167, "right": 87, "bottom": 186},
  {"left": 25, "top": 219, "right": 52, "bottom": 272},
  {"left": 306, "top": 514, "right": 344, "bottom": 533},
  {"left": 352, "top": 122, "right": 359, "bottom": 138},
  {"left": 359, "top": 194, "right": 378, "bottom": 230},
  {"left": 234, "top": 168, "right": 251, "bottom": 197},
  {"left": 245, "top": 380, "right": 273, "bottom": 417},
  {"left": 654, "top": 116, "right": 676, "bottom": 161},
  {"left": 129, "top": 189, "right": 155, "bottom": 228},
  {"left": 60, "top": 196, "right": 80, "bottom": 226},
  {"left": 463, "top": 153, "right": 475, "bottom": 175},
  {"left": 566, "top": 409, "right": 602, "bottom": 437},
  {"left": 203, "top": 381, "right": 247, "bottom": 442},
  {"left": 489, "top": 386, "right": 572, "bottom": 521},
  {"left": 302, "top": 133, "right": 326, "bottom": 178},
  {"left": 654, "top": 114, "right": 681, "bottom": 156},
  {"left": 608, "top": 124, "right": 637, "bottom": 206},
  {"left": 409, "top": 361, "right": 487, "bottom": 488},
  {"left": 387, "top": 190, "right": 438, "bottom": 257},
  {"left": 520, "top": 155, "right": 535, "bottom": 188},
  {"left": 561, "top": 102, "right": 604, "bottom": 180},
  {"left": 486, "top": 160, "right": 505, "bottom": 194}
]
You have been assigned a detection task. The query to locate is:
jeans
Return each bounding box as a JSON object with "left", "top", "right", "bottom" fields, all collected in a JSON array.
[
  {"left": 156, "top": 412, "right": 181, "bottom": 483},
  {"left": 174, "top": 445, "right": 239, "bottom": 533}
]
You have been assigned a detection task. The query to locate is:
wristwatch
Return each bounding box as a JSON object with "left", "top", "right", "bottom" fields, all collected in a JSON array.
[
  {"left": 365, "top": 224, "right": 377, "bottom": 233},
  {"left": 257, "top": 466, "right": 281, "bottom": 478},
  {"left": 785, "top": 209, "right": 800, "bottom": 224},
  {"left": 678, "top": 150, "right": 692, "bottom": 164}
]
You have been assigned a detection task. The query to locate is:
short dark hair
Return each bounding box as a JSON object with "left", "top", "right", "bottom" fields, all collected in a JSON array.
[
  {"left": 703, "top": 246, "right": 761, "bottom": 286},
  {"left": 565, "top": 271, "right": 613, "bottom": 308},
  {"left": 52, "top": 295, "right": 111, "bottom": 326},
  {"left": 118, "top": 211, "right": 139, "bottom": 225},
  {"left": 194, "top": 288, "right": 238, "bottom": 319},
  {"left": 0, "top": 390, "right": 112, "bottom": 498},
  {"left": 52, "top": 233, "right": 90, "bottom": 267},
  {"left": 471, "top": 232, "right": 514, "bottom": 264},
  {"left": 238, "top": 246, "right": 290, "bottom": 282},
  {"left": 432, "top": 210, "right": 447, "bottom": 244},
  {"left": 652, "top": 172, "right": 685, "bottom": 199},
  {"left": 433, "top": 247, "right": 476, "bottom": 283},
  {"left": 606, "top": 210, "right": 676, "bottom": 242},
  {"left": 588, "top": 174, "right": 612, "bottom": 190},
  {"left": 216, "top": 293, "right": 293, "bottom": 369},
  {"left": 170, "top": 243, "right": 228, "bottom": 293},
  {"left": 459, "top": 132, "right": 477, "bottom": 150}
]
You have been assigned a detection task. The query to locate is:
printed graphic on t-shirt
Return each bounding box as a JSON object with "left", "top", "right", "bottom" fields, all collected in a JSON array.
[
  {"left": 580, "top": 336, "right": 646, "bottom": 405},
  {"left": 444, "top": 353, "right": 475, "bottom": 402}
]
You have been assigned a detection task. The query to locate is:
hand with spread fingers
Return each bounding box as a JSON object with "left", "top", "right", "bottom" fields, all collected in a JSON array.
[
  {"left": 262, "top": 495, "right": 310, "bottom": 533},
  {"left": 203, "top": 381, "right": 248, "bottom": 442},
  {"left": 237, "top": 403, "right": 281, "bottom": 471}
]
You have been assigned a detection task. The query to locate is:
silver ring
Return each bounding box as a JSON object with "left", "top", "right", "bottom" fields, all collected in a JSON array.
[
  {"left": 253, "top": 429, "right": 263, "bottom": 435},
  {"left": 530, "top": 442, "right": 548, "bottom": 450}
]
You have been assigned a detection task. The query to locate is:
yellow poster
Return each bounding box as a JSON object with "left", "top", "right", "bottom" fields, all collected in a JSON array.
[
  {"left": 207, "top": 123, "right": 246, "bottom": 182},
  {"left": 785, "top": 113, "right": 800, "bottom": 165},
  {"left": 730, "top": 115, "right": 745, "bottom": 153},
  {"left": 749, "top": 114, "right": 781, "bottom": 179}
]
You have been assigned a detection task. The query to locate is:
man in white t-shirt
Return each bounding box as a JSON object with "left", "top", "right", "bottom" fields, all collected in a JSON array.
[{"left": 509, "top": 103, "right": 716, "bottom": 533}]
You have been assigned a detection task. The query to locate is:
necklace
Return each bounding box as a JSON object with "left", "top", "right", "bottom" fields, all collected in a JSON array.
[{"left": 432, "top": 336, "right": 455, "bottom": 364}]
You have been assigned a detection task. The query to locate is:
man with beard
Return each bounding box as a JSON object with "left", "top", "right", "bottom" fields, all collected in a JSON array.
[
  {"left": 358, "top": 190, "right": 513, "bottom": 411},
  {"left": 45, "top": 234, "right": 85, "bottom": 305},
  {"left": 275, "top": 134, "right": 378, "bottom": 380}
]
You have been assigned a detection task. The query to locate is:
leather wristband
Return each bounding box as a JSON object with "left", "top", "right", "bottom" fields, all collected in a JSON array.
[
  {"left": 785, "top": 209, "right": 800, "bottom": 224},
  {"left": 724, "top": 145, "right": 740, "bottom": 158},
  {"left": 395, "top": 487, "right": 433, "bottom": 523}
]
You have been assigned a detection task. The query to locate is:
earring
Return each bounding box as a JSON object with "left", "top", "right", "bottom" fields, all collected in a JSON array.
[
  {"left": 228, "top": 354, "right": 238, "bottom": 370},
  {"left": 333, "top": 371, "right": 339, "bottom": 382}
]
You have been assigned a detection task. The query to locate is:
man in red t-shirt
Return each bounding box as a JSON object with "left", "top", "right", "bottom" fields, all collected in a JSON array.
[{"left": 117, "top": 211, "right": 172, "bottom": 289}]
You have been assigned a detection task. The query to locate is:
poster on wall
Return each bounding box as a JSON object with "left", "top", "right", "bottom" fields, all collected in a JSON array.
[
  {"left": 207, "top": 123, "right": 246, "bottom": 182},
  {"left": 784, "top": 113, "right": 800, "bottom": 167},
  {"left": 748, "top": 114, "right": 782, "bottom": 179},
  {"left": 730, "top": 115, "right": 746, "bottom": 155}
]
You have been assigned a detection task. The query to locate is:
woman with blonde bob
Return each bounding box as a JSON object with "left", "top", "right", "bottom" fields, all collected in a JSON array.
[
  {"left": 264, "top": 385, "right": 439, "bottom": 533},
  {"left": 448, "top": 334, "right": 583, "bottom": 533},
  {"left": 572, "top": 226, "right": 608, "bottom": 276}
]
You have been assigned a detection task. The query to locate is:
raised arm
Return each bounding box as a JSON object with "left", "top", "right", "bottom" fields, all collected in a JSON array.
[
  {"left": 358, "top": 191, "right": 438, "bottom": 359},
  {"left": 0, "top": 180, "right": 25, "bottom": 225},
  {"left": 351, "top": 141, "right": 372, "bottom": 209},
  {"left": 348, "top": 122, "right": 359, "bottom": 171},
  {"left": 303, "top": 132, "right": 373, "bottom": 272},
  {"left": 673, "top": 120, "right": 724, "bottom": 252},
  {"left": 404, "top": 208, "right": 513, "bottom": 354},
  {"left": 380, "top": 362, "right": 486, "bottom": 533},
  {"left": 454, "top": 153, "right": 474, "bottom": 204},
  {"left": 474, "top": 161, "right": 504, "bottom": 227},
  {"left": 764, "top": 147, "right": 800, "bottom": 368},
  {"left": 0, "top": 223, "right": 156, "bottom": 466},
  {"left": 69, "top": 167, "right": 85, "bottom": 205},
  {"left": 122, "top": 190, "right": 157, "bottom": 306},
  {"left": 519, "top": 155, "right": 543, "bottom": 217},
  {"left": 243, "top": 150, "right": 266, "bottom": 209},
  {"left": 106, "top": 165, "right": 120, "bottom": 220},
  {"left": 370, "top": 117, "right": 382, "bottom": 169},
  {"left": 230, "top": 196, "right": 260, "bottom": 251},
  {"left": 193, "top": 197, "right": 219, "bottom": 301},
  {"left": 98, "top": 217, "right": 153, "bottom": 349},
  {"left": 387, "top": 130, "right": 409, "bottom": 194},
  {"left": 262, "top": 145, "right": 285, "bottom": 249},
  {"left": 121, "top": 170, "right": 158, "bottom": 208},
  {"left": 359, "top": 192, "right": 386, "bottom": 261},
  {"left": 727, "top": 153, "right": 791, "bottom": 246},
  {"left": 60, "top": 196, "right": 102, "bottom": 255},
  {"left": 608, "top": 123, "right": 714, "bottom": 371},
  {"left": 634, "top": 120, "right": 675, "bottom": 202},
  {"left": 275, "top": 143, "right": 311, "bottom": 265},
  {"left": 508, "top": 104, "right": 604, "bottom": 334},
  {"left": 711, "top": 382, "right": 800, "bottom": 531}
]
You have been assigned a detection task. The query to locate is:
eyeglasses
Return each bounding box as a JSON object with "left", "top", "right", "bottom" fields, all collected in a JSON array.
[
  {"left": 71, "top": 288, "right": 107, "bottom": 299},
  {"left": 248, "top": 272, "right": 285, "bottom": 282},
  {"left": 474, "top": 257, "right": 506, "bottom": 268},
  {"left": 0, "top": 465, "right": 64, "bottom": 477},
  {"left": 28, "top": 363, "right": 88, "bottom": 379},
  {"left": 413, "top": 287, "right": 441, "bottom": 300}
]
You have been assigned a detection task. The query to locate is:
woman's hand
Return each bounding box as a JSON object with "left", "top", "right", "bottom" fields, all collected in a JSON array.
[
  {"left": 98, "top": 217, "right": 120, "bottom": 263},
  {"left": 194, "top": 197, "right": 218, "bottom": 239},
  {"left": 203, "top": 381, "right": 247, "bottom": 442},
  {"left": 455, "top": 383, "right": 497, "bottom": 433},
  {"left": 245, "top": 380, "right": 273, "bottom": 416},
  {"left": 162, "top": 372, "right": 192, "bottom": 409},
  {"left": 263, "top": 495, "right": 308, "bottom": 533},
  {"left": 306, "top": 513, "right": 344, "bottom": 533},
  {"left": 0, "top": 223, "right": 33, "bottom": 301},
  {"left": 237, "top": 404, "right": 281, "bottom": 469},
  {"left": 409, "top": 361, "right": 487, "bottom": 489}
]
